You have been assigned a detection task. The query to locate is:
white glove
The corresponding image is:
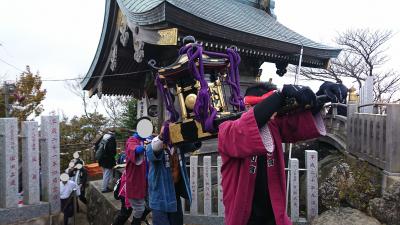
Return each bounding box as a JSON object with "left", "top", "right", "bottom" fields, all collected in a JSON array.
[{"left": 151, "top": 136, "right": 164, "bottom": 152}]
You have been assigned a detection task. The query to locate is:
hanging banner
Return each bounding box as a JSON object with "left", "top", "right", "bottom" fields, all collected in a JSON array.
[{"left": 137, "top": 96, "right": 148, "bottom": 119}]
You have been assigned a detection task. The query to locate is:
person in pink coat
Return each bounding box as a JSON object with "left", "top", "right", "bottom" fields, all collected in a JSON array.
[
  {"left": 124, "top": 133, "right": 147, "bottom": 225},
  {"left": 218, "top": 82, "right": 346, "bottom": 225}
]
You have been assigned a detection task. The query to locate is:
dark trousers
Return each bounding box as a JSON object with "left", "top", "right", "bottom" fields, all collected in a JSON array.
[
  {"left": 152, "top": 196, "right": 183, "bottom": 225},
  {"left": 247, "top": 220, "right": 276, "bottom": 225},
  {"left": 61, "top": 198, "right": 74, "bottom": 225},
  {"left": 79, "top": 187, "right": 87, "bottom": 204},
  {"left": 112, "top": 197, "right": 133, "bottom": 225},
  {"left": 112, "top": 197, "right": 152, "bottom": 225}
]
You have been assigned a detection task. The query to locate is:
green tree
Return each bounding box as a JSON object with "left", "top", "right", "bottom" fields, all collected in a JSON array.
[
  {"left": 120, "top": 98, "right": 137, "bottom": 130},
  {"left": 0, "top": 65, "right": 46, "bottom": 120},
  {"left": 60, "top": 112, "right": 108, "bottom": 146}
]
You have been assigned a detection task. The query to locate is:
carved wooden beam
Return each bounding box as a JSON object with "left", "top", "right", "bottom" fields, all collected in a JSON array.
[{"left": 119, "top": 16, "right": 129, "bottom": 47}]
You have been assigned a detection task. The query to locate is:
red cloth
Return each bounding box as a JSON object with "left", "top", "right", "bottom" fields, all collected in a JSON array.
[
  {"left": 118, "top": 170, "right": 131, "bottom": 208},
  {"left": 218, "top": 108, "right": 325, "bottom": 225},
  {"left": 125, "top": 136, "right": 147, "bottom": 199},
  {"left": 244, "top": 90, "right": 276, "bottom": 106}
]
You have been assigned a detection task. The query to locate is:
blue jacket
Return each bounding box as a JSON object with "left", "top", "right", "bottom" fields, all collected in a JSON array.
[{"left": 146, "top": 143, "right": 196, "bottom": 212}]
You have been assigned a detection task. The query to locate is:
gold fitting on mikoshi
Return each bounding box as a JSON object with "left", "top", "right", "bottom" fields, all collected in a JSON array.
[
  {"left": 348, "top": 86, "right": 358, "bottom": 102},
  {"left": 185, "top": 94, "right": 197, "bottom": 110}
]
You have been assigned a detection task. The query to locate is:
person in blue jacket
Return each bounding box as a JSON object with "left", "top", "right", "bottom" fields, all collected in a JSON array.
[{"left": 146, "top": 127, "right": 201, "bottom": 225}]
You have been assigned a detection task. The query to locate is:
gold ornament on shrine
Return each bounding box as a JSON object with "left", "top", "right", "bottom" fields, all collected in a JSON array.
[{"left": 348, "top": 86, "right": 358, "bottom": 102}]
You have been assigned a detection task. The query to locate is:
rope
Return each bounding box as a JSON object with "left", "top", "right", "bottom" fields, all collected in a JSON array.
[
  {"left": 155, "top": 76, "right": 179, "bottom": 144},
  {"left": 180, "top": 44, "right": 217, "bottom": 132}
]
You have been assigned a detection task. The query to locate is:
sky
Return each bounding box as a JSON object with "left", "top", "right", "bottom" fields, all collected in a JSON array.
[
  {"left": 1, "top": 0, "right": 400, "bottom": 119},
  {"left": 0, "top": 0, "right": 105, "bottom": 118}
]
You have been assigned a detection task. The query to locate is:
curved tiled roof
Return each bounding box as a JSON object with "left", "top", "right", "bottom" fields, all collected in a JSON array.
[
  {"left": 117, "top": 0, "right": 339, "bottom": 52},
  {"left": 83, "top": 0, "right": 341, "bottom": 96},
  {"left": 120, "top": 0, "right": 163, "bottom": 13}
]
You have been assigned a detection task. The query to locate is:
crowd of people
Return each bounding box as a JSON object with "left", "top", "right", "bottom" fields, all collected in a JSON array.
[
  {"left": 100, "top": 128, "right": 201, "bottom": 225},
  {"left": 73, "top": 81, "right": 347, "bottom": 225},
  {"left": 59, "top": 152, "right": 88, "bottom": 225}
]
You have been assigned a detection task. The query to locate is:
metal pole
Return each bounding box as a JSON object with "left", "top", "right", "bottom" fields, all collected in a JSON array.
[{"left": 295, "top": 45, "right": 303, "bottom": 85}]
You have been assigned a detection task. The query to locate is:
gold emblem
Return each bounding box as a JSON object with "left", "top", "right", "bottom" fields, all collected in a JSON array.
[{"left": 157, "top": 28, "right": 178, "bottom": 45}]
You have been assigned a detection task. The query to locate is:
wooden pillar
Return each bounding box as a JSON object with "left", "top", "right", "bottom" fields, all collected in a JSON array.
[{"left": 239, "top": 57, "right": 263, "bottom": 94}]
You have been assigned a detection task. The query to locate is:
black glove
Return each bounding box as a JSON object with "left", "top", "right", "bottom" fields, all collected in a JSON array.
[
  {"left": 253, "top": 91, "right": 283, "bottom": 128},
  {"left": 316, "top": 81, "right": 348, "bottom": 103},
  {"left": 281, "top": 84, "right": 317, "bottom": 108}
]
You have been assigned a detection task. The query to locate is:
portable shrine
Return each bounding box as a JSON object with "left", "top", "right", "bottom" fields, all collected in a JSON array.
[{"left": 149, "top": 39, "right": 245, "bottom": 145}]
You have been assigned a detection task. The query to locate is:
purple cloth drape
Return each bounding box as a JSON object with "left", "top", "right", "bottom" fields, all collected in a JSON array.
[{"left": 155, "top": 43, "right": 245, "bottom": 140}]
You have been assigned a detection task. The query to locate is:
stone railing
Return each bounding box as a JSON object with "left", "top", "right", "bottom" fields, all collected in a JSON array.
[
  {"left": 320, "top": 102, "right": 400, "bottom": 189},
  {"left": 347, "top": 103, "right": 400, "bottom": 176},
  {"left": 0, "top": 116, "right": 61, "bottom": 225},
  {"left": 321, "top": 103, "right": 348, "bottom": 151},
  {"left": 182, "top": 151, "right": 319, "bottom": 225}
]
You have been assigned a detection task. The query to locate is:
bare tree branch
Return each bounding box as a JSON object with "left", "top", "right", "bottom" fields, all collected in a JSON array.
[
  {"left": 298, "top": 28, "right": 399, "bottom": 102},
  {"left": 373, "top": 70, "right": 400, "bottom": 102},
  {"left": 101, "top": 96, "right": 129, "bottom": 127},
  {"left": 65, "top": 78, "right": 99, "bottom": 118},
  {"left": 336, "top": 29, "right": 392, "bottom": 77}
]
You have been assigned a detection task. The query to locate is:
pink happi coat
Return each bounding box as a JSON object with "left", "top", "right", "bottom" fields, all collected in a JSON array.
[
  {"left": 118, "top": 170, "right": 131, "bottom": 208},
  {"left": 218, "top": 108, "right": 326, "bottom": 225},
  {"left": 125, "top": 136, "right": 147, "bottom": 200}
]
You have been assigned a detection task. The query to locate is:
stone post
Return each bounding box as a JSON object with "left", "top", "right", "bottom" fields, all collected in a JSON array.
[
  {"left": 384, "top": 105, "right": 400, "bottom": 174},
  {"left": 190, "top": 156, "right": 198, "bottom": 215},
  {"left": 346, "top": 102, "right": 358, "bottom": 153},
  {"left": 347, "top": 103, "right": 358, "bottom": 118},
  {"left": 203, "top": 156, "right": 212, "bottom": 216},
  {"left": 0, "top": 118, "right": 19, "bottom": 208},
  {"left": 289, "top": 158, "right": 299, "bottom": 222},
  {"left": 360, "top": 76, "right": 373, "bottom": 113},
  {"left": 306, "top": 150, "right": 318, "bottom": 221},
  {"left": 21, "top": 121, "right": 40, "bottom": 205},
  {"left": 217, "top": 156, "right": 224, "bottom": 216},
  {"left": 40, "top": 116, "right": 60, "bottom": 214}
]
